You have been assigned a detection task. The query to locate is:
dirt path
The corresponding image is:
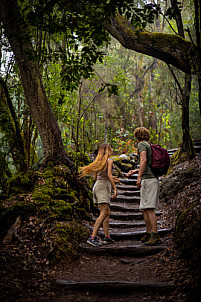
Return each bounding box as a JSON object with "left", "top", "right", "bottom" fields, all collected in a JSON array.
[{"left": 53, "top": 174, "right": 174, "bottom": 301}]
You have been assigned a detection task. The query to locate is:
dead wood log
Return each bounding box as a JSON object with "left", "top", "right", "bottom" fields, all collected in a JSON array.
[{"left": 3, "top": 216, "right": 23, "bottom": 243}]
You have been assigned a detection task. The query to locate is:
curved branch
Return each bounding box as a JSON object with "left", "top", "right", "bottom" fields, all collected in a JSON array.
[{"left": 104, "top": 14, "right": 200, "bottom": 75}]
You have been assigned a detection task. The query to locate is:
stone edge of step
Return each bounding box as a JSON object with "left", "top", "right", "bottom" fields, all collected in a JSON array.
[
  {"left": 83, "top": 223, "right": 172, "bottom": 238},
  {"left": 56, "top": 279, "right": 173, "bottom": 291}
]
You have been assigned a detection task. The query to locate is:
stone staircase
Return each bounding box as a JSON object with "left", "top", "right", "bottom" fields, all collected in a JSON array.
[
  {"left": 56, "top": 170, "right": 174, "bottom": 301},
  {"left": 81, "top": 173, "right": 171, "bottom": 256},
  {"left": 55, "top": 145, "right": 201, "bottom": 300}
]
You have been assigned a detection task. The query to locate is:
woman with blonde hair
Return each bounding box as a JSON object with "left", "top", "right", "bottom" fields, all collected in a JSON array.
[{"left": 80, "top": 143, "right": 117, "bottom": 247}]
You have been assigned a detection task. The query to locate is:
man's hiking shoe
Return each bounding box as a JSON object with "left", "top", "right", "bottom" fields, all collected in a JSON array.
[
  {"left": 145, "top": 232, "right": 162, "bottom": 245},
  {"left": 103, "top": 236, "right": 115, "bottom": 245},
  {"left": 87, "top": 237, "right": 102, "bottom": 247},
  {"left": 140, "top": 232, "right": 151, "bottom": 243}
]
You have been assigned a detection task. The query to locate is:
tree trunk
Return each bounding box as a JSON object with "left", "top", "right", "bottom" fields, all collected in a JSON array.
[
  {"left": 0, "top": 78, "right": 27, "bottom": 171},
  {"left": 181, "top": 74, "right": 195, "bottom": 158},
  {"left": 0, "top": 0, "right": 74, "bottom": 168},
  {"left": 170, "top": 0, "right": 195, "bottom": 157}
]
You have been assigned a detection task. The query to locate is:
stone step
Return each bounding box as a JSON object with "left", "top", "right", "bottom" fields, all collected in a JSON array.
[
  {"left": 110, "top": 204, "right": 140, "bottom": 212},
  {"left": 117, "top": 190, "right": 140, "bottom": 197},
  {"left": 119, "top": 179, "right": 137, "bottom": 186},
  {"left": 109, "top": 221, "right": 161, "bottom": 230},
  {"left": 168, "top": 148, "right": 178, "bottom": 153},
  {"left": 80, "top": 242, "right": 167, "bottom": 257},
  {"left": 109, "top": 225, "right": 163, "bottom": 233},
  {"left": 56, "top": 279, "right": 172, "bottom": 293},
  {"left": 110, "top": 211, "right": 162, "bottom": 220},
  {"left": 110, "top": 212, "right": 143, "bottom": 220},
  {"left": 115, "top": 195, "right": 140, "bottom": 203},
  {"left": 117, "top": 184, "right": 139, "bottom": 191},
  {"left": 122, "top": 173, "right": 138, "bottom": 179},
  {"left": 167, "top": 145, "right": 201, "bottom": 155},
  {"left": 109, "top": 221, "right": 147, "bottom": 228},
  {"left": 85, "top": 224, "right": 171, "bottom": 240},
  {"left": 108, "top": 228, "right": 172, "bottom": 241},
  {"left": 109, "top": 218, "right": 145, "bottom": 224}
]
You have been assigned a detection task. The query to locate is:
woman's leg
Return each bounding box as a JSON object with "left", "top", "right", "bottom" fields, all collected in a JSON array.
[
  {"left": 102, "top": 206, "right": 110, "bottom": 237},
  {"left": 92, "top": 203, "right": 110, "bottom": 237}
]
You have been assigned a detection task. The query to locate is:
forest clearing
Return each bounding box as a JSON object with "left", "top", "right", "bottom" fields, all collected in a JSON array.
[{"left": 0, "top": 1, "right": 201, "bottom": 301}]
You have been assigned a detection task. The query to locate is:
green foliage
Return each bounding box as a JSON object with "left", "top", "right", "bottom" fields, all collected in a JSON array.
[
  {"left": 1, "top": 0, "right": 200, "bottom": 170},
  {"left": 165, "top": 1, "right": 183, "bottom": 20},
  {"left": 50, "top": 221, "right": 89, "bottom": 262},
  {"left": 119, "top": 1, "right": 161, "bottom": 29}
]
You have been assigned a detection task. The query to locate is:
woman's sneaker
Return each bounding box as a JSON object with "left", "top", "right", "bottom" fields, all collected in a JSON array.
[
  {"left": 87, "top": 237, "right": 102, "bottom": 247},
  {"left": 103, "top": 236, "right": 115, "bottom": 244}
]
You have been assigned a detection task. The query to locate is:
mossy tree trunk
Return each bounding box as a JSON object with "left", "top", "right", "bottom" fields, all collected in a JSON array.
[
  {"left": 169, "top": 0, "right": 195, "bottom": 157},
  {"left": 0, "top": 78, "right": 27, "bottom": 171},
  {"left": 104, "top": 14, "right": 200, "bottom": 76},
  {"left": 181, "top": 74, "right": 195, "bottom": 158},
  {"left": 0, "top": 0, "right": 74, "bottom": 168}
]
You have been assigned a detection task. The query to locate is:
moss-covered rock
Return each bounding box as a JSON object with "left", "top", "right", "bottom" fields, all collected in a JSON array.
[
  {"left": 160, "top": 155, "right": 201, "bottom": 203},
  {"left": 7, "top": 170, "right": 38, "bottom": 195},
  {"left": 50, "top": 221, "right": 89, "bottom": 262},
  {"left": 0, "top": 164, "right": 93, "bottom": 245},
  {"left": 174, "top": 200, "right": 201, "bottom": 268}
]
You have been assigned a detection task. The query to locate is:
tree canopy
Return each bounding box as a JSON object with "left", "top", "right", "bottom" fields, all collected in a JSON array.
[{"left": 0, "top": 0, "right": 200, "bottom": 174}]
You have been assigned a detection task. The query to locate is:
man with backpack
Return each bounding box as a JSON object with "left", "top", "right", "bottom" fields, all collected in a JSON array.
[{"left": 127, "top": 127, "right": 166, "bottom": 245}]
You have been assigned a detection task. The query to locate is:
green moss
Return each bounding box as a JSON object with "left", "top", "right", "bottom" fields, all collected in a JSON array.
[
  {"left": 50, "top": 221, "right": 89, "bottom": 262},
  {"left": 51, "top": 200, "right": 73, "bottom": 218},
  {"left": 169, "top": 148, "right": 189, "bottom": 171},
  {"left": 7, "top": 170, "right": 37, "bottom": 194},
  {"left": 43, "top": 170, "right": 54, "bottom": 178},
  {"left": 53, "top": 165, "right": 71, "bottom": 178},
  {"left": 32, "top": 190, "right": 52, "bottom": 204},
  {"left": 54, "top": 188, "right": 68, "bottom": 196}
]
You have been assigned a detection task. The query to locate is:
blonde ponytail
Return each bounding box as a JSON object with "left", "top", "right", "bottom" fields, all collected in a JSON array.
[{"left": 79, "top": 143, "right": 112, "bottom": 177}]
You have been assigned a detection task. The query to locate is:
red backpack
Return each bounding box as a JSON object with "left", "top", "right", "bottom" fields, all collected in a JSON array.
[{"left": 149, "top": 143, "right": 170, "bottom": 176}]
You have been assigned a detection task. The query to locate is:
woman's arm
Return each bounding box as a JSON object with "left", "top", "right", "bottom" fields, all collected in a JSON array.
[
  {"left": 107, "top": 159, "right": 117, "bottom": 199},
  {"left": 94, "top": 171, "right": 97, "bottom": 181}
]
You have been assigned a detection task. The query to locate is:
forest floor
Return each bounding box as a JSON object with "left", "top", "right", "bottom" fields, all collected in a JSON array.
[{"left": 0, "top": 155, "right": 201, "bottom": 302}]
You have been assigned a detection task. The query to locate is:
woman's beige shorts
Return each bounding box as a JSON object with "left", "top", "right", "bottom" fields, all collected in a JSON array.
[
  {"left": 93, "top": 180, "right": 112, "bottom": 205},
  {"left": 140, "top": 178, "right": 159, "bottom": 210}
]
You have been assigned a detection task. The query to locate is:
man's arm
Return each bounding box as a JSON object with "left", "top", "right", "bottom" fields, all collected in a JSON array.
[
  {"left": 136, "top": 151, "right": 147, "bottom": 189},
  {"left": 126, "top": 169, "right": 139, "bottom": 177}
]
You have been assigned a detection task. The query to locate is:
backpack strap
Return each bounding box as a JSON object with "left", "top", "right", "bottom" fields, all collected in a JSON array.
[{"left": 138, "top": 141, "right": 152, "bottom": 166}]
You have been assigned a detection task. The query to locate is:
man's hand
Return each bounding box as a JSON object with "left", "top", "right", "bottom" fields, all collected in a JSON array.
[
  {"left": 113, "top": 177, "right": 120, "bottom": 183},
  {"left": 136, "top": 176, "right": 142, "bottom": 189},
  {"left": 126, "top": 169, "right": 139, "bottom": 177}
]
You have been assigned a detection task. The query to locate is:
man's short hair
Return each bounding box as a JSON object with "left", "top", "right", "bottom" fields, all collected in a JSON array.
[{"left": 134, "top": 127, "right": 150, "bottom": 141}]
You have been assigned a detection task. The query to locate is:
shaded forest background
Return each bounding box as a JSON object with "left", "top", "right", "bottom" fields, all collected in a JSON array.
[{"left": 0, "top": 0, "right": 201, "bottom": 185}]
